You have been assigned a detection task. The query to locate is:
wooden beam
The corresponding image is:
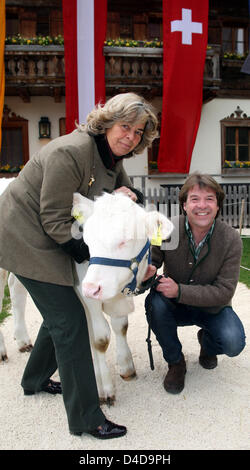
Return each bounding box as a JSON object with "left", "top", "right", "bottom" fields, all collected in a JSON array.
[
  {"left": 18, "top": 86, "right": 30, "bottom": 102},
  {"left": 53, "top": 86, "right": 62, "bottom": 103}
]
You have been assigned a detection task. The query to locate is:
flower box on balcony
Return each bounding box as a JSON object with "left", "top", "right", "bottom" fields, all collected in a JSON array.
[
  {"left": 222, "top": 58, "right": 244, "bottom": 68},
  {"left": 5, "top": 45, "right": 64, "bottom": 53},
  {"left": 0, "top": 170, "right": 20, "bottom": 178},
  {"left": 222, "top": 167, "right": 250, "bottom": 176},
  {"left": 104, "top": 46, "right": 163, "bottom": 58},
  {"left": 222, "top": 160, "right": 250, "bottom": 175}
]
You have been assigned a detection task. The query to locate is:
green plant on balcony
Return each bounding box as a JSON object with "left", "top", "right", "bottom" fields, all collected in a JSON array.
[
  {"left": 0, "top": 164, "right": 24, "bottom": 173},
  {"left": 104, "top": 38, "right": 163, "bottom": 48},
  {"left": 5, "top": 34, "right": 64, "bottom": 46},
  {"left": 105, "top": 41, "right": 215, "bottom": 49},
  {"left": 149, "top": 160, "right": 158, "bottom": 170},
  {"left": 223, "top": 160, "right": 250, "bottom": 168},
  {"left": 223, "top": 51, "right": 248, "bottom": 60}
]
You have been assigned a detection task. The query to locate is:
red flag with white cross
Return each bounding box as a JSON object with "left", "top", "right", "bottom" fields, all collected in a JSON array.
[{"left": 157, "top": 1, "right": 209, "bottom": 173}]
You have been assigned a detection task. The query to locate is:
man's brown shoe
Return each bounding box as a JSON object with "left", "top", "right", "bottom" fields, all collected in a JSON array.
[
  {"left": 163, "top": 353, "right": 186, "bottom": 394},
  {"left": 197, "top": 329, "right": 218, "bottom": 369}
]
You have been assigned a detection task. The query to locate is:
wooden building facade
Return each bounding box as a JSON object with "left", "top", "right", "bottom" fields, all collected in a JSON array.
[{"left": 1, "top": 0, "right": 250, "bottom": 195}]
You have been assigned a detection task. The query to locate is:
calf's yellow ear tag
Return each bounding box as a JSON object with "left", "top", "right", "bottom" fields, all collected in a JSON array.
[
  {"left": 72, "top": 208, "right": 84, "bottom": 224},
  {"left": 151, "top": 222, "right": 162, "bottom": 246}
]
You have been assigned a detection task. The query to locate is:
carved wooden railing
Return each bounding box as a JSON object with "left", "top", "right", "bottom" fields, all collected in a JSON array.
[
  {"left": 104, "top": 46, "right": 163, "bottom": 94},
  {"left": 4, "top": 44, "right": 221, "bottom": 100},
  {"left": 203, "top": 45, "right": 221, "bottom": 87},
  {"left": 104, "top": 44, "right": 221, "bottom": 94},
  {"left": 5, "top": 45, "right": 65, "bottom": 101}
]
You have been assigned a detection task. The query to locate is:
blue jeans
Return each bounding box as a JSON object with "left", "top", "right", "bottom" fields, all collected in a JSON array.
[{"left": 145, "top": 290, "right": 246, "bottom": 365}]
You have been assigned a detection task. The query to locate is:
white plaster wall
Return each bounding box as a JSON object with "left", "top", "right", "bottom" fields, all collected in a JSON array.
[
  {"left": 123, "top": 96, "right": 163, "bottom": 178},
  {"left": 191, "top": 97, "right": 250, "bottom": 184},
  {"left": 5, "top": 95, "right": 149, "bottom": 175},
  {"left": 4, "top": 96, "right": 250, "bottom": 190},
  {"left": 125, "top": 97, "right": 250, "bottom": 190},
  {"left": 4, "top": 96, "right": 65, "bottom": 158},
  {"left": 123, "top": 148, "right": 148, "bottom": 175}
]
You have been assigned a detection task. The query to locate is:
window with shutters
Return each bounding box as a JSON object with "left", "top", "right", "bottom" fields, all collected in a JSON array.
[
  {"left": 222, "top": 26, "right": 247, "bottom": 56},
  {"left": 0, "top": 106, "right": 29, "bottom": 174},
  {"left": 221, "top": 106, "right": 250, "bottom": 174}
]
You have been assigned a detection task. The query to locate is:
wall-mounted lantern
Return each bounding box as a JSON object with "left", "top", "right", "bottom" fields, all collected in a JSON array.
[{"left": 39, "top": 117, "right": 51, "bottom": 139}]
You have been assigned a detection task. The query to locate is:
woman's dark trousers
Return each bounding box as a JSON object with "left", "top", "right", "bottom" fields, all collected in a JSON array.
[{"left": 16, "top": 274, "right": 105, "bottom": 435}]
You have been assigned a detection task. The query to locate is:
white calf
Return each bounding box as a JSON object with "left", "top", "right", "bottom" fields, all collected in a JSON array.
[
  {"left": 0, "top": 271, "right": 31, "bottom": 361},
  {"left": 0, "top": 179, "right": 173, "bottom": 404},
  {"left": 72, "top": 192, "right": 173, "bottom": 403},
  {"left": 0, "top": 179, "right": 32, "bottom": 362}
]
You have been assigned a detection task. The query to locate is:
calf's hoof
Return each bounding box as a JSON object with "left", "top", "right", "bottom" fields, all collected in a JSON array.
[
  {"left": 19, "top": 343, "right": 33, "bottom": 353},
  {"left": 0, "top": 353, "right": 8, "bottom": 363},
  {"left": 99, "top": 395, "right": 116, "bottom": 407},
  {"left": 120, "top": 371, "right": 137, "bottom": 381}
]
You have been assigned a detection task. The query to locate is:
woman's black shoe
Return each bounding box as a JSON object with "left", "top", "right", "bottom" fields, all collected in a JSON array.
[
  {"left": 24, "top": 379, "right": 62, "bottom": 395},
  {"left": 70, "top": 419, "right": 127, "bottom": 439},
  {"left": 89, "top": 419, "right": 127, "bottom": 439}
]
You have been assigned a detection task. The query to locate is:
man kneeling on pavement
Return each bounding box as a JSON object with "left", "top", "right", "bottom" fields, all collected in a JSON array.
[{"left": 145, "top": 173, "right": 246, "bottom": 394}]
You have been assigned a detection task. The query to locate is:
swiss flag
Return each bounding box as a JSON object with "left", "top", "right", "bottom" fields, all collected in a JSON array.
[
  {"left": 62, "top": 0, "right": 107, "bottom": 134},
  {"left": 158, "top": 1, "right": 209, "bottom": 173}
]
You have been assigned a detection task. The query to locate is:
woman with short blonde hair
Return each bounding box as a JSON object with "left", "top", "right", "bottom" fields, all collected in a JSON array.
[
  {"left": 0, "top": 92, "right": 158, "bottom": 440},
  {"left": 83, "top": 92, "right": 159, "bottom": 154}
]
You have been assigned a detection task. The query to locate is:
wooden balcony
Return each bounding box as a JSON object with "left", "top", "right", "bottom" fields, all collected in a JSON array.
[
  {"left": 104, "top": 45, "right": 163, "bottom": 98},
  {"left": 5, "top": 45, "right": 65, "bottom": 102},
  {"left": 104, "top": 44, "right": 221, "bottom": 99},
  {"left": 5, "top": 44, "right": 224, "bottom": 102}
]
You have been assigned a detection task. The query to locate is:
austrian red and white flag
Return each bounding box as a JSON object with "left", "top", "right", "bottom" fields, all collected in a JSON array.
[
  {"left": 157, "top": 0, "right": 209, "bottom": 173},
  {"left": 62, "top": 0, "right": 107, "bottom": 134}
]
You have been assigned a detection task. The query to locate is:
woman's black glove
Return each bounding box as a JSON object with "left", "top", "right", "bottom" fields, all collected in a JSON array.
[
  {"left": 60, "top": 238, "right": 90, "bottom": 264},
  {"left": 126, "top": 187, "right": 144, "bottom": 205}
]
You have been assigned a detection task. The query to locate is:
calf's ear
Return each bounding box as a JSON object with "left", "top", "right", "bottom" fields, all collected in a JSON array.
[
  {"left": 145, "top": 211, "right": 174, "bottom": 242},
  {"left": 71, "top": 192, "right": 94, "bottom": 225}
]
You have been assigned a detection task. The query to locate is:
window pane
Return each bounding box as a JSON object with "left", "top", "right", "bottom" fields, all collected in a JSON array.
[
  {"left": 237, "top": 28, "right": 244, "bottom": 41},
  {"left": 238, "top": 127, "right": 248, "bottom": 144},
  {"left": 6, "top": 17, "right": 19, "bottom": 36},
  {"left": 223, "top": 43, "right": 232, "bottom": 53},
  {"left": 0, "top": 128, "right": 23, "bottom": 166},
  {"left": 236, "top": 42, "right": 244, "bottom": 55},
  {"left": 148, "top": 22, "right": 161, "bottom": 39},
  {"left": 239, "top": 146, "right": 249, "bottom": 161},
  {"left": 37, "top": 10, "right": 50, "bottom": 36},
  {"left": 222, "top": 27, "right": 232, "bottom": 53},
  {"left": 222, "top": 27, "right": 232, "bottom": 42},
  {"left": 120, "top": 15, "right": 132, "bottom": 38},
  {"left": 225, "top": 145, "right": 236, "bottom": 161},
  {"left": 226, "top": 127, "right": 236, "bottom": 144},
  {"left": 236, "top": 28, "right": 244, "bottom": 55}
]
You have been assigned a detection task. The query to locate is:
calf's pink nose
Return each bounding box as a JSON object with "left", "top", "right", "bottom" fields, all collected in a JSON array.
[{"left": 82, "top": 282, "right": 102, "bottom": 299}]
